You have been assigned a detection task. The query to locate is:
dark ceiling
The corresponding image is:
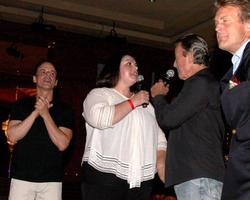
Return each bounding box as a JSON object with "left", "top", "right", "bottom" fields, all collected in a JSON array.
[{"left": 0, "top": 0, "right": 218, "bottom": 49}]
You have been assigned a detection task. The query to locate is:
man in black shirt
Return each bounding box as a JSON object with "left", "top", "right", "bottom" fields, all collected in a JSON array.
[
  {"left": 7, "top": 60, "right": 73, "bottom": 200},
  {"left": 151, "top": 34, "right": 225, "bottom": 200}
]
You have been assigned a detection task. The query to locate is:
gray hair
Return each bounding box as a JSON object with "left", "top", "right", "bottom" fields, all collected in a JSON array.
[{"left": 175, "top": 33, "right": 209, "bottom": 66}]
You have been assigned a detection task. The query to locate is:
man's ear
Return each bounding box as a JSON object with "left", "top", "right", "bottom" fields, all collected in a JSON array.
[
  {"left": 245, "top": 21, "right": 250, "bottom": 38},
  {"left": 187, "top": 52, "right": 194, "bottom": 64},
  {"left": 33, "top": 76, "right": 37, "bottom": 83},
  {"left": 246, "top": 20, "right": 250, "bottom": 31}
]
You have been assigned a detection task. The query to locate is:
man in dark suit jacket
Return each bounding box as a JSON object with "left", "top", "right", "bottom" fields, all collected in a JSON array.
[
  {"left": 151, "top": 33, "right": 225, "bottom": 200},
  {"left": 214, "top": 0, "right": 250, "bottom": 199}
]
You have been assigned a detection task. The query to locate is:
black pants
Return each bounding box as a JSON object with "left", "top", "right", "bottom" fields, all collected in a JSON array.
[{"left": 81, "top": 162, "right": 152, "bottom": 200}]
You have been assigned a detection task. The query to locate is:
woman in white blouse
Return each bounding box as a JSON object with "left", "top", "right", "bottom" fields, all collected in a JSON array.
[{"left": 81, "top": 51, "right": 167, "bottom": 200}]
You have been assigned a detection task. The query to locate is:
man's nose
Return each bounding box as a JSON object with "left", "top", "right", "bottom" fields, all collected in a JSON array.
[
  {"left": 173, "top": 61, "right": 177, "bottom": 68},
  {"left": 215, "top": 23, "right": 222, "bottom": 32},
  {"left": 44, "top": 71, "right": 54, "bottom": 77}
]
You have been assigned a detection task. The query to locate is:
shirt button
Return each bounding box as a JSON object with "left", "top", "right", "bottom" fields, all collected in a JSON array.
[{"left": 232, "top": 129, "right": 236, "bottom": 135}]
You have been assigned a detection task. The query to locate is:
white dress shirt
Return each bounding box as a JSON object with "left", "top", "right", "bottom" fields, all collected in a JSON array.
[{"left": 232, "top": 40, "right": 250, "bottom": 74}]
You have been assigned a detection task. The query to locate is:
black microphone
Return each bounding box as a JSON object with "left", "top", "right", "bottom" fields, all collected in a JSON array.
[
  {"left": 136, "top": 74, "right": 144, "bottom": 90},
  {"left": 136, "top": 75, "right": 148, "bottom": 108},
  {"left": 162, "top": 69, "right": 175, "bottom": 86}
]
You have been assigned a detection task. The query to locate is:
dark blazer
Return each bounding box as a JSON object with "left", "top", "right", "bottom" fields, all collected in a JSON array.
[
  {"left": 221, "top": 42, "right": 250, "bottom": 200},
  {"left": 152, "top": 68, "right": 225, "bottom": 187}
]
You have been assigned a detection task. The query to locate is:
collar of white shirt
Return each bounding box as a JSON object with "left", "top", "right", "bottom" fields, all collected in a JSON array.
[{"left": 232, "top": 40, "right": 250, "bottom": 74}]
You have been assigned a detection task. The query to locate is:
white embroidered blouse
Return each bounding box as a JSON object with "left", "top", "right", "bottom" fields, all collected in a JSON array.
[{"left": 82, "top": 87, "right": 167, "bottom": 188}]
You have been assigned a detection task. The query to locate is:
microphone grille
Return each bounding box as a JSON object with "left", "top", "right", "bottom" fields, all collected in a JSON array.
[
  {"left": 137, "top": 74, "right": 144, "bottom": 82},
  {"left": 166, "top": 69, "right": 175, "bottom": 78}
]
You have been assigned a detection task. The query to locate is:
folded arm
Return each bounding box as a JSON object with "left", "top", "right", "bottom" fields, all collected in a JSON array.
[{"left": 7, "top": 110, "right": 39, "bottom": 144}]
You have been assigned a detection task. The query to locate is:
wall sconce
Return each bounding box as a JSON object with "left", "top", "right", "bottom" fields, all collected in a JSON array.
[{"left": 2, "top": 119, "right": 9, "bottom": 136}]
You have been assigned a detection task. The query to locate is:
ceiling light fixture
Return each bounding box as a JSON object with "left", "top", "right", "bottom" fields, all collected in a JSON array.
[
  {"left": 148, "top": 0, "right": 156, "bottom": 2},
  {"left": 31, "top": 7, "right": 56, "bottom": 32},
  {"left": 106, "top": 21, "right": 127, "bottom": 44}
]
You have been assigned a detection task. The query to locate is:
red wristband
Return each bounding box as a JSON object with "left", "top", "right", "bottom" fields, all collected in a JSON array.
[{"left": 127, "top": 99, "right": 135, "bottom": 110}]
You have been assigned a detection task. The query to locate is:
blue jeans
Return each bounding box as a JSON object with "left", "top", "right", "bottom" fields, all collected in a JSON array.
[{"left": 174, "top": 178, "right": 223, "bottom": 200}]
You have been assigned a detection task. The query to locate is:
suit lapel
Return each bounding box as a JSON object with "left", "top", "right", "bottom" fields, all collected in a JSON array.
[
  {"left": 221, "top": 68, "right": 233, "bottom": 91},
  {"left": 234, "top": 42, "right": 250, "bottom": 82}
]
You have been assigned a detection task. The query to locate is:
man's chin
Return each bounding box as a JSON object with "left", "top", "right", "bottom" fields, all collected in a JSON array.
[{"left": 218, "top": 42, "right": 227, "bottom": 50}]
